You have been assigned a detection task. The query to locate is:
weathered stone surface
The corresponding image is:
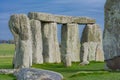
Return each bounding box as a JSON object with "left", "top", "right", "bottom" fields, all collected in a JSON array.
[
  {"left": 61, "top": 23, "right": 80, "bottom": 62},
  {"left": 63, "top": 54, "right": 72, "bottom": 67},
  {"left": 95, "top": 43, "right": 104, "bottom": 61},
  {"left": 0, "top": 69, "right": 16, "bottom": 74},
  {"left": 80, "top": 42, "right": 89, "bottom": 64},
  {"left": 81, "top": 24, "right": 102, "bottom": 42},
  {"left": 80, "top": 61, "right": 89, "bottom": 66},
  {"left": 9, "top": 14, "right": 32, "bottom": 68},
  {"left": 42, "top": 22, "right": 61, "bottom": 63},
  {"left": 103, "top": 0, "right": 120, "bottom": 70},
  {"left": 81, "top": 24, "right": 104, "bottom": 63},
  {"left": 28, "top": 12, "right": 96, "bottom": 24},
  {"left": 30, "top": 20, "right": 43, "bottom": 64},
  {"left": 15, "top": 68, "right": 63, "bottom": 80}
]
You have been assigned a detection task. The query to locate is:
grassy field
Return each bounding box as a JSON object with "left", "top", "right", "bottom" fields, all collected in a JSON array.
[
  {"left": 0, "top": 74, "right": 16, "bottom": 80},
  {"left": 0, "top": 44, "right": 16, "bottom": 80},
  {"left": 0, "top": 44, "right": 120, "bottom": 80},
  {"left": 0, "top": 44, "right": 15, "bottom": 57},
  {"left": 0, "top": 44, "right": 14, "bottom": 69},
  {"left": 32, "top": 62, "right": 120, "bottom": 80}
]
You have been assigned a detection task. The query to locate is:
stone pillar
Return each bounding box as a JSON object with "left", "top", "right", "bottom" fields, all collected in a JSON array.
[
  {"left": 81, "top": 24, "right": 104, "bottom": 64},
  {"left": 95, "top": 43, "right": 104, "bottom": 61},
  {"left": 103, "top": 0, "right": 120, "bottom": 70},
  {"left": 64, "top": 54, "right": 72, "bottom": 67},
  {"left": 9, "top": 14, "right": 32, "bottom": 68},
  {"left": 61, "top": 23, "right": 80, "bottom": 62},
  {"left": 30, "top": 20, "right": 43, "bottom": 64},
  {"left": 41, "top": 22, "right": 61, "bottom": 63},
  {"left": 80, "top": 42, "right": 89, "bottom": 65}
]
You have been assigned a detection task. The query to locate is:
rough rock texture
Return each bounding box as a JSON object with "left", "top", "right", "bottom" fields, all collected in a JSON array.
[
  {"left": 81, "top": 24, "right": 104, "bottom": 63},
  {"left": 42, "top": 22, "right": 61, "bottom": 63},
  {"left": 30, "top": 20, "right": 43, "bottom": 64},
  {"left": 9, "top": 14, "right": 32, "bottom": 68},
  {"left": 80, "top": 42, "right": 89, "bottom": 65},
  {"left": 0, "top": 69, "right": 16, "bottom": 74},
  {"left": 95, "top": 43, "right": 104, "bottom": 61},
  {"left": 63, "top": 54, "right": 72, "bottom": 67},
  {"left": 61, "top": 23, "right": 80, "bottom": 62},
  {"left": 28, "top": 12, "right": 96, "bottom": 24},
  {"left": 15, "top": 68, "right": 63, "bottom": 80},
  {"left": 103, "top": 0, "right": 120, "bottom": 70}
]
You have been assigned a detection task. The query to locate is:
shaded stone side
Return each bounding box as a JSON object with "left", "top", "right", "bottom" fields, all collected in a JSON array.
[
  {"left": 61, "top": 23, "right": 80, "bottom": 62},
  {"left": 103, "top": 0, "right": 120, "bottom": 70},
  {"left": 30, "top": 20, "right": 43, "bottom": 64},
  {"left": 81, "top": 24, "right": 102, "bottom": 42},
  {"left": 80, "top": 42, "right": 89, "bottom": 65},
  {"left": 81, "top": 24, "right": 104, "bottom": 63},
  {"left": 28, "top": 12, "right": 96, "bottom": 24},
  {"left": 9, "top": 14, "right": 32, "bottom": 68},
  {"left": 41, "top": 22, "right": 61, "bottom": 63}
]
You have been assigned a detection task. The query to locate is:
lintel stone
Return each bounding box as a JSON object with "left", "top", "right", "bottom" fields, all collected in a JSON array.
[{"left": 28, "top": 12, "right": 96, "bottom": 24}]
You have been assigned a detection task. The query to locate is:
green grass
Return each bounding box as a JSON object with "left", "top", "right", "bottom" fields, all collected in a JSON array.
[
  {"left": 0, "top": 44, "right": 16, "bottom": 80},
  {"left": 0, "top": 56, "right": 16, "bottom": 80},
  {"left": 0, "top": 44, "right": 15, "bottom": 56},
  {"left": 0, "top": 74, "right": 16, "bottom": 80},
  {"left": 0, "top": 57, "right": 13, "bottom": 69},
  {"left": 1, "top": 44, "right": 120, "bottom": 80},
  {"left": 32, "top": 62, "right": 120, "bottom": 80},
  {"left": 0, "top": 44, "right": 14, "bottom": 69}
]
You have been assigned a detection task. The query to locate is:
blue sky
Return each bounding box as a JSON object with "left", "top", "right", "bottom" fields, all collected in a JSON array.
[{"left": 0, "top": 0, "right": 106, "bottom": 40}]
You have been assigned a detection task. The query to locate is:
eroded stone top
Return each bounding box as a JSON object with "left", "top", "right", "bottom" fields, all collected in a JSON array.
[{"left": 28, "top": 12, "right": 96, "bottom": 24}]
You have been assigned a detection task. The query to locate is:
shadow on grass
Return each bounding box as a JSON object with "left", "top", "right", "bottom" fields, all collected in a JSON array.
[
  {"left": 0, "top": 74, "right": 16, "bottom": 80},
  {"left": 8, "top": 74, "right": 16, "bottom": 80},
  {"left": 70, "top": 71, "right": 110, "bottom": 78},
  {"left": 32, "top": 62, "right": 105, "bottom": 73},
  {"left": 0, "top": 65, "right": 13, "bottom": 69}
]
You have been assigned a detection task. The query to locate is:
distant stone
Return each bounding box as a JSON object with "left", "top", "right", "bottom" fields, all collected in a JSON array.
[
  {"left": 103, "top": 0, "right": 120, "bottom": 70},
  {"left": 63, "top": 54, "right": 72, "bottom": 67},
  {"left": 61, "top": 23, "right": 80, "bottom": 62},
  {"left": 9, "top": 14, "right": 32, "bottom": 68},
  {"left": 30, "top": 20, "right": 43, "bottom": 64},
  {"left": 28, "top": 12, "right": 96, "bottom": 24},
  {"left": 95, "top": 43, "right": 104, "bottom": 61},
  {"left": 14, "top": 68, "right": 63, "bottom": 80},
  {"left": 81, "top": 24, "right": 104, "bottom": 64},
  {"left": 80, "top": 61, "right": 89, "bottom": 66},
  {"left": 80, "top": 42, "right": 89, "bottom": 64},
  {"left": 42, "top": 22, "right": 61, "bottom": 63},
  {"left": 81, "top": 24, "right": 102, "bottom": 42}
]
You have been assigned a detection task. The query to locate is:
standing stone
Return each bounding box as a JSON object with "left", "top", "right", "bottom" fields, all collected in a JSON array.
[
  {"left": 9, "top": 14, "right": 32, "bottom": 68},
  {"left": 42, "top": 22, "right": 61, "bottom": 63},
  {"left": 64, "top": 54, "right": 72, "bottom": 67},
  {"left": 81, "top": 24, "right": 104, "bottom": 64},
  {"left": 30, "top": 20, "right": 43, "bottom": 64},
  {"left": 103, "top": 0, "right": 120, "bottom": 70},
  {"left": 95, "top": 43, "right": 104, "bottom": 61},
  {"left": 61, "top": 23, "right": 80, "bottom": 62},
  {"left": 80, "top": 42, "right": 89, "bottom": 65}
]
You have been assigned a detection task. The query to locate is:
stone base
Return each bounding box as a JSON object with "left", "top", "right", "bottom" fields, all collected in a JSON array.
[
  {"left": 80, "top": 61, "right": 89, "bottom": 66},
  {"left": 105, "top": 56, "right": 120, "bottom": 70}
]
